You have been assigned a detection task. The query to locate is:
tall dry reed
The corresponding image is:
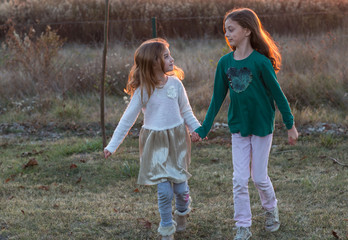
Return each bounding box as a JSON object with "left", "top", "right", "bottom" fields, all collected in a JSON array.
[{"left": 0, "top": 0, "right": 347, "bottom": 42}]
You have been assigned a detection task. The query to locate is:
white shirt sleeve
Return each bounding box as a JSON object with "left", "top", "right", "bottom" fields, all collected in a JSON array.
[
  {"left": 104, "top": 89, "right": 142, "bottom": 154},
  {"left": 178, "top": 81, "right": 201, "bottom": 133}
]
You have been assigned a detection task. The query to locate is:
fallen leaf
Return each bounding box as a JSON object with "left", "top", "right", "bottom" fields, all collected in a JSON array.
[
  {"left": 76, "top": 177, "right": 82, "bottom": 184},
  {"left": 70, "top": 164, "right": 78, "bottom": 169},
  {"left": 134, "top": 188, "right": 139, "bottom": 192},
  {"left": 137, "top": 218, "right": 152, "bottom": 229},
  {"left": 23, "top": 158, "right": 38, "bottom": 168},
  {"left": 5, "top": 174, "right": 16, "bottom": 183},
  {"left": 332, "top": 230, "right": 340, "bottom": 239},
  {"left": 38, "top": 185, "right": 49, "bottom": 191}
]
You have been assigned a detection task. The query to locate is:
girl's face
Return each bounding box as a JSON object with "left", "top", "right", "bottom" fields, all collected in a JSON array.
[
  {"left": 225, "top": 18, "right": 250, "bottom": 48},
  {"left": 154, "top": 47, "right": 174, "bottom": 73}
]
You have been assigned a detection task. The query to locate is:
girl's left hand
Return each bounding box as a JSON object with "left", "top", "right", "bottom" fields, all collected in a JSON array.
[
  {"left": 288, "top": 125, "right": 299, "bottom": 145},
  {"left": 104, "top": 149, "right": 112, "bottom": 159}
]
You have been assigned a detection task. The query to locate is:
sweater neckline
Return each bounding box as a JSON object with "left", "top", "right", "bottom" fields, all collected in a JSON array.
[
  {"left": 156, "top": 76, "right": 171, "bottom": 89},
  {"left": 232, "top": 50, "right": 255, "bottom": 62}
]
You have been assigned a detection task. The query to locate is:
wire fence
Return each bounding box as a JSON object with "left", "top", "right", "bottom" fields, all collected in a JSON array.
[{"left": 1, "top": 11, "right": 347, "bottom": 43}]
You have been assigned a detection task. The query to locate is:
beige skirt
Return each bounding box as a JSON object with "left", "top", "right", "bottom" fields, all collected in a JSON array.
[{"left": 137, "top": 123, "right": 192, "bottom": 185}]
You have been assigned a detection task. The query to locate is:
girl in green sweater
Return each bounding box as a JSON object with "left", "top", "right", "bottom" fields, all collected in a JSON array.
[{"left": 192, "top": 8, "right": 298, "bottom": 240}]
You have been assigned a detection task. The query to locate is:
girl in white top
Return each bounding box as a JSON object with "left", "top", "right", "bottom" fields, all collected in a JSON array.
[{"left": 104, "top": 38, "right": 200, "bottom": 240}]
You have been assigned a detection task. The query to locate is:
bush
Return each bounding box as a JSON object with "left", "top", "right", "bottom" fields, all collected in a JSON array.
[{"left": 2, "top": 20, "right": 66, "bottom": 97}]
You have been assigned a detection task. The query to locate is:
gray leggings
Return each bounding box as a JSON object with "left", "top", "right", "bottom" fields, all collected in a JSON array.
[{"left": 157, "top": 181, "right": 190, "bottom": 227}]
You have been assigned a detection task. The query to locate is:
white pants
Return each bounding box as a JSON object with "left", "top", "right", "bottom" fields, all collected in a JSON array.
[{"left": 232, "top": 133, "right": 277, "bottom": 227}]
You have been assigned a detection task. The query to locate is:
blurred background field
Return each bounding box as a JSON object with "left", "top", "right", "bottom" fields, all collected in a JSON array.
[
  {"left": 0, "top": 0, "right": 347, "bottom": 121},
  {"left": 0, "top": 0, "right": 347, "bottom": 128}
]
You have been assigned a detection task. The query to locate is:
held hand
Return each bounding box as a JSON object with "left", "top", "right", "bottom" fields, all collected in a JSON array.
[
  {"left": 104, "top": 149, "right": 112, "bottom": 159},
  {"left": 191, "top": 132, "right": 202, "bottom": 142},
  {"left": 288, "top": 125, "right": 299, "bottom": 145}
]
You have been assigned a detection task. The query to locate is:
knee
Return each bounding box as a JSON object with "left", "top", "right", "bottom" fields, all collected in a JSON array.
[
  {"left": 173, "top": 183, "right": 188, "bottom": 196},
  {"left": 252, "top": 177, "right": 269, "bottom": 189},
  {"left": 233, "top": 177, "right": 249, "bottom": 190}
]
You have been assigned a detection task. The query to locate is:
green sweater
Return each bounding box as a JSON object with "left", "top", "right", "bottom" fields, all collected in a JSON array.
[{"left": 195, "top": 50, "right": 294, "bottom": 138}]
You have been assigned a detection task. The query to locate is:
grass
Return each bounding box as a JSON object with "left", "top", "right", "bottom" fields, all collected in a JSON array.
[
  {"left": 1, "top": 127, "right": 347, "bottom": 239},
  {"left": 1, "top": 30, "right": 347, "bottom": 114}
]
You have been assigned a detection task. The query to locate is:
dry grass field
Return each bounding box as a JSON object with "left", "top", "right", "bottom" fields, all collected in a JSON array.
[{"left": 0, "top": 126, "right": 347, "bottom": 239}]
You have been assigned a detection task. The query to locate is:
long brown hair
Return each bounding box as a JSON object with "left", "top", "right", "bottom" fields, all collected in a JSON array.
[
  {"left": 125, "top": 38, "right": 184, "bottom": 101},
  {"left": 223, "top": 8, "right": 281, "bottom": 72}
]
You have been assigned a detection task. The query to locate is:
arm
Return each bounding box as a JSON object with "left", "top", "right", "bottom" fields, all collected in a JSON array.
[
  {"left": 194, "top": 59, "right": 229, "bottom": 139},
  {"left": 261, "top": 59, "right": 298, "bottom": 145},
  {"left": 261, "top": 59, "right": 294, "bottom": 130},
  {"left": 178, "top": 81, "right": 201, "bottom": 133},
  {"left": 104, "top": 89, "right": 142, "bottom": 157}
]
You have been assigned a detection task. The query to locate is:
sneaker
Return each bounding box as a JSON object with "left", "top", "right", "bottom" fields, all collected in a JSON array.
[
  {"left": 234, "top": 227, "right": 252, "bottom": 240},
  {"left": 265, "top": 206, "right": 280, "bottom": 232}
]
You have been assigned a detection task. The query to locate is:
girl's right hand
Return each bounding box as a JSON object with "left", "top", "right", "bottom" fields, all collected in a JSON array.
[
  {"left": 191, "top": 132, "right": 201, "bottom": 142},
  {"left": 288, "top": 125, "right": 299, "bottom": 145},
  {"left": 104, "top": 149, "right": 112, "bottom": 159}
]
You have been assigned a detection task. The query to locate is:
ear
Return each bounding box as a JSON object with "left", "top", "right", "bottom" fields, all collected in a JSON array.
[{"left": 244, "top": 28, "right": 251, "bottom": 37}]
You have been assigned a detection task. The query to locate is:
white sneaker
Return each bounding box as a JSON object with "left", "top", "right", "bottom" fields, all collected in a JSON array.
[
  {"left": 234, "top": 227, "right": 252, "bottom": 240},
  {"left": 265, "top": 206, "right": 280, "bottom": 232}
]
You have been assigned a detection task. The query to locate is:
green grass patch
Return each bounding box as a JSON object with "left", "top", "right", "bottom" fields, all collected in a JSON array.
[{"left": 0, "top": 130, "right": 347, "bottom": 239}]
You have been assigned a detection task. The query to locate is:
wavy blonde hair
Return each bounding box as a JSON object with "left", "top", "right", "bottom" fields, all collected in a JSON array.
[
  {"left": 223, "top": 8, "right": 281, "bottom": 72},
  {"left": 125, "top": 38, "right": 184, "bottom": 101}
]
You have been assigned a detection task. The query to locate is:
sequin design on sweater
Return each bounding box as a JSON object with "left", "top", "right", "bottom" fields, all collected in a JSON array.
[
  {"left": 167, "top": 85, "right": 177, "bottom": 99},
  {"left": 226, "top": 67, "right": 253, "bottom": 93}
]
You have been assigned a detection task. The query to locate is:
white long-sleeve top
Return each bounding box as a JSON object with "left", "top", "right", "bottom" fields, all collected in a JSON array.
[{"left": 105, "top": 76, "right": 201, "bottom": 154}]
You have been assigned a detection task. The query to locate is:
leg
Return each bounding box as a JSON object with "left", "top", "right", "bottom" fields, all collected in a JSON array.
[
  {"left": 250, "top": 134, "right": 276, "bottom": 211},
  {"left": 232, "top": 133, "right": 252, "bottom": 228},
  {"left": 250, "top": 134, "right": 280, "bottom": 232},
  {"left": 173, "top": 181, "right": 191, "bottom": 232},
  {"left": 157, "top": 181, "right": 176, "bottom": 237},
  {"left": 173, "top": 181, "right": 190, "bottom": 213}
]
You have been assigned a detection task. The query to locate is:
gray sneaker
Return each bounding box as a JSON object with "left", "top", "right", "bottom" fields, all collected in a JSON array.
[
  {"left": 265, "top": 206, "right": 280, "bottom": 232},
  {"left": 234, "top": 227, "right": 252, "bottom": 240}
]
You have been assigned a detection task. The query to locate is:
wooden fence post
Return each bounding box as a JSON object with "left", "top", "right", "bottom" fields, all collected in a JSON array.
[
  {"left": 100, "top": 0, "right": 110, "bottom": 148},
  {"left": 152, "top": 17, "right": 157, "bottom": 38}
]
